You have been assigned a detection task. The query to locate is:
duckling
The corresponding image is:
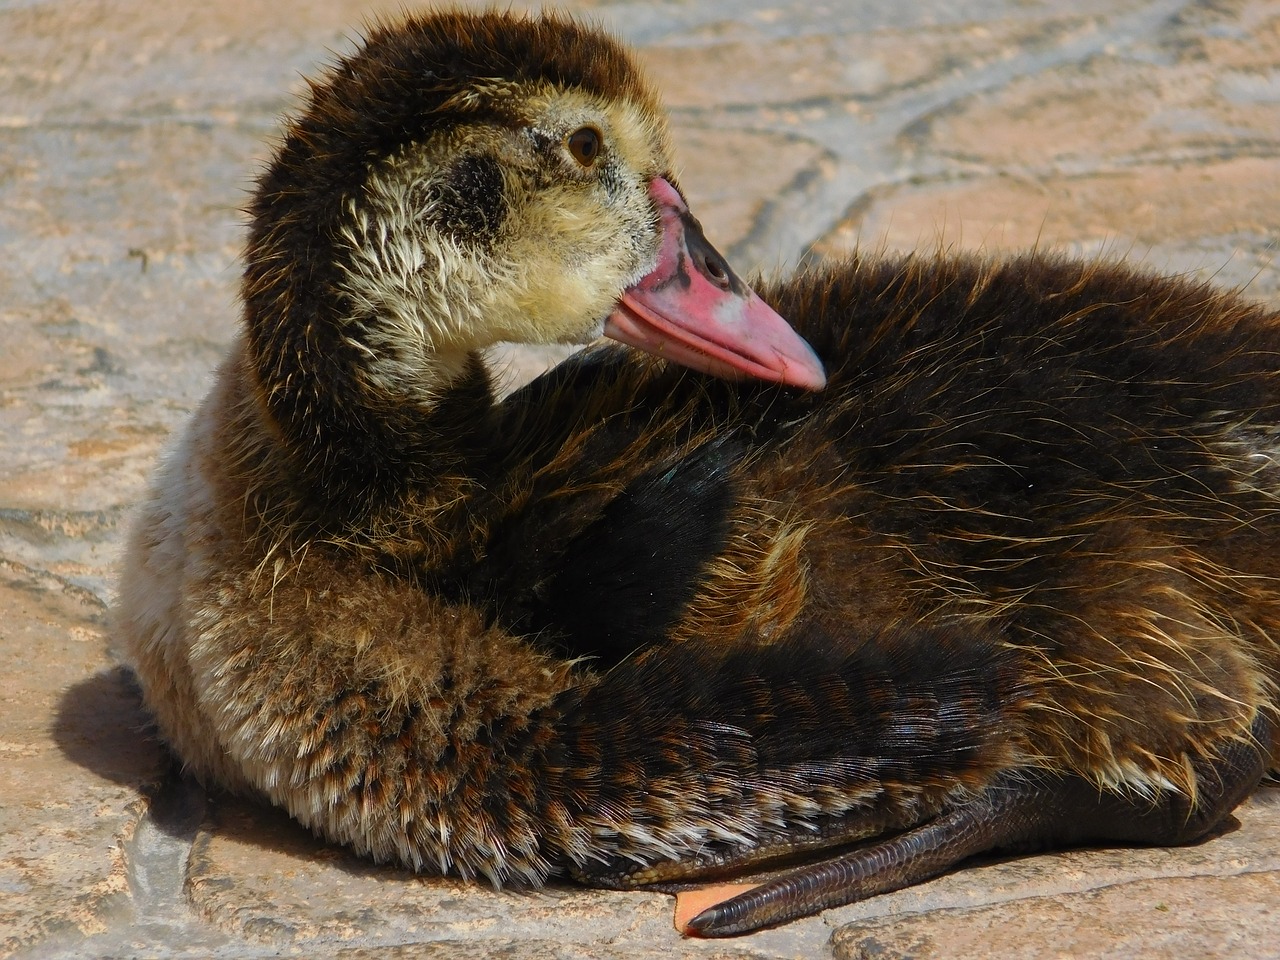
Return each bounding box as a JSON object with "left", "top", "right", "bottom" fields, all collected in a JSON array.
[{"left": 115, "top": 8, "right": 1278, "bottom": 940}]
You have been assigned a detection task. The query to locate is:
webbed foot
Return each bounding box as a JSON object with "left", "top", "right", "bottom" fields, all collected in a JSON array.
[{"left": 685, "top": 713, "right": 1272, "bottom": 937}]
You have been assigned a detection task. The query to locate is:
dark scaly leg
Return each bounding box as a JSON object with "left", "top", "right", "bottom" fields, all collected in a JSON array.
[{"left": 685, "top": 713, "right": 1273, "bottom": 937}]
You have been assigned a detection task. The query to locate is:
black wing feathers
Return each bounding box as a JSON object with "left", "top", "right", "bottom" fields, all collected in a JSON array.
[{"left": 476, "top": 436, "right": 743, "bottom": 664}]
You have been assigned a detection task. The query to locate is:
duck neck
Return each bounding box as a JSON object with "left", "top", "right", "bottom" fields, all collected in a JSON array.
[{"left": 239, "top": 200, "right": 497, "bottom": 532}]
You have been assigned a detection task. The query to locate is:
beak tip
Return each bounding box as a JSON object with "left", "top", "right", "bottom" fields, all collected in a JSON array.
[{"left": 777, "top": 344, "right": 828, "bottom": 392}]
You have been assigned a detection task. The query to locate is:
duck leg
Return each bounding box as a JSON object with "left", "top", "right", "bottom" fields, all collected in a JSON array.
[{"left": 681, "top": 712, "right": 1273, "bottom": 937}]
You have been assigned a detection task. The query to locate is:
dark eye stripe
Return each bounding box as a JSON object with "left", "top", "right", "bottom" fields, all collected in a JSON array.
[{"left": 425, "top": 153, "right": 505, "bottom": 241}]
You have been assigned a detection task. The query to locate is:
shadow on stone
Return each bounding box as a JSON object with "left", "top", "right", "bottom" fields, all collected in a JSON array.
[
  {"left": 200, "top": 795, "right": 401, "bottom": 876},
  {"left": 50, "top": 666, "right": 396, "bottom": 870},
  {"left": 53, "top": 665, "right": 226, "bottom": 850},
  {"left": 53, "top": 665, "right": 171, "bottom": 789}
]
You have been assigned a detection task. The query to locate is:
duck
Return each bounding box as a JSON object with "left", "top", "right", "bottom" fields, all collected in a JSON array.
[{"left": 114, "top": 8, "right": 1279, "bottom": 939}]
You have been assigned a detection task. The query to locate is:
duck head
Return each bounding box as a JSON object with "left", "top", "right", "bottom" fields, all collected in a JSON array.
[{"left": 241, "top": 11, "right": 824, "bottom": 498}]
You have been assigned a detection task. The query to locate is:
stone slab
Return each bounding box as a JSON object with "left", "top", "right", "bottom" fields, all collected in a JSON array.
[
  {"left": 0, "top": 567, "right": 167, "bottom": 958},
  {"left": 833, "top": 869, "right": 1280, "bottom": 960}
]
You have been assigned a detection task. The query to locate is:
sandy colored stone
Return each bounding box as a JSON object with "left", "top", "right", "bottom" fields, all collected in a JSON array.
[
  {"left": 0, "top": 568, "right": 167, "bottom": 958},
  {"left": 915, "top": 0, "right": 1280, "bottom": 172},
  {"left": 832, "top": 870, "right": 1280, "bottom": 960},
  {"left": 803, "top": 0, "right": 1280, "bottom": 295},
  {"left": 644, "top": 18, "right": 1101, "bottom": 113},
  {"left": 911, "top": 57, "right": 1280, "bottom": 174},
  {"left": 185, "top": 796, "right": 670, "bottom": 947},
  {"left": 0, "top": 123, "right": 248, "bottom": 520},
  {"left": 183, "top": 795, "right": 824, "bottom": 958},
  {"left": 1166, "top": 0, "right": 1280, "bottom": 73},
  {"left": 321, "top": 941, "right": 783, "bottom": 960},
  {"left": 814, "top": 158, "right": 1280, "bottom": 298},
  {"left": 634, "top": 0, "right": 1153, "bottom": 109}
]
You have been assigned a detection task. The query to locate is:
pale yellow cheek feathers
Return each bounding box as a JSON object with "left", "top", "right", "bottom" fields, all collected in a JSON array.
[
  {"left": 335, "top": 85, "right": 671, "bottom": 400},
  {"left": 499, "top": 181, "right": 655, "bottom": 345}
]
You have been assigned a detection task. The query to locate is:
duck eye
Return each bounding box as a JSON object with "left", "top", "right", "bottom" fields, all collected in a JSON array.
[{"left": 566, "top": 126, "right": 602, "bottom": 167}]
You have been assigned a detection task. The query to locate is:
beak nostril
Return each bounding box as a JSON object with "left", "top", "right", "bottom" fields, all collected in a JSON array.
[{"left": 700, "top": 252, "right": 731, "bottom": 290}]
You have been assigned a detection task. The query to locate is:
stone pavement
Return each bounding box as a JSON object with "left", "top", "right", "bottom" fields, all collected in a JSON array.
[{"left": 3, "top": 0, "right": 1279, "bottom": 956}]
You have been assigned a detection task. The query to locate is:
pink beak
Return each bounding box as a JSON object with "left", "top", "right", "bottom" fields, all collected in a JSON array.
[{"left": 604, "top": 178, "right": 827, "bottom": 391}]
